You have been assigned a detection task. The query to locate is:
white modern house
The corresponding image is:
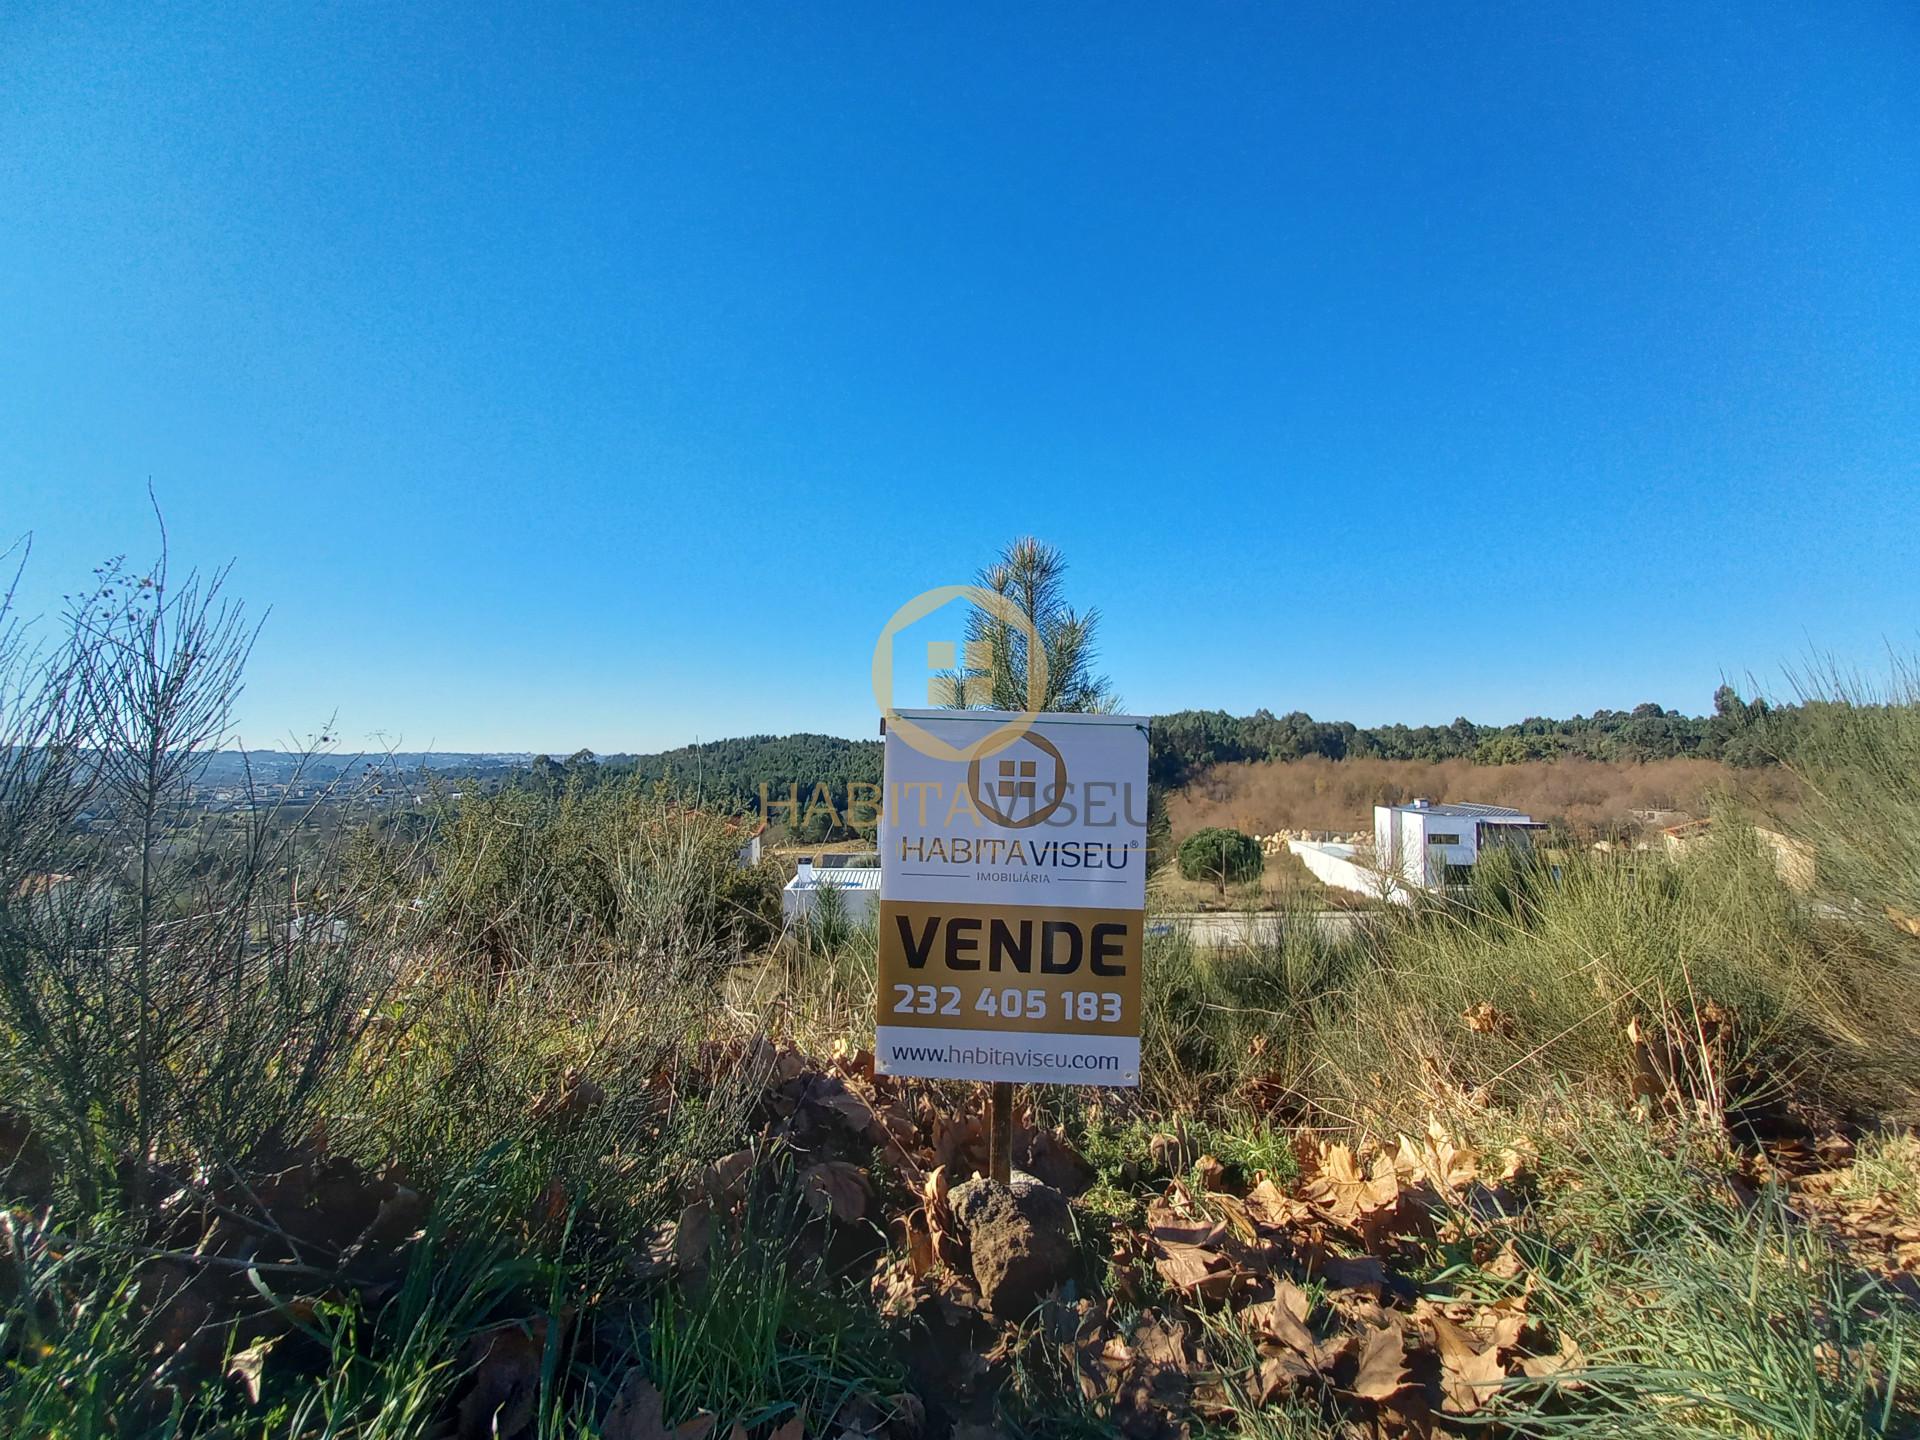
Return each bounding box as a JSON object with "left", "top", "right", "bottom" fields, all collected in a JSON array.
[
  {"left": 1374, "top": 800, "right": 1542, "bottom": 892},
  {"left": 781, "top": 855, "right": 882, "bottom": 924}
]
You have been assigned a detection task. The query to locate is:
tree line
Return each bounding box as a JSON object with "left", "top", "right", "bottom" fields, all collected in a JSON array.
[
  {"left": 515, "top": 539, "right": 1787, "bottom": 828},
  {"left": 513, "top": 686, "right": 1781, "bottom": 839},
  {"left": 1147, "top": 685, "right": 1774, "bottom": 789}
]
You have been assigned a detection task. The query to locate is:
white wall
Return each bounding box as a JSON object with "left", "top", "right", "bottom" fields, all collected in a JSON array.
[
  {"left": 1290, "top": 839, "right": 1412, "bottom": 906},
  {"left": 1374, "top": 806, "right": 1452, "bottom": 889},
  {"left": 781, "top": 876, "right": 879, "bottom": 924}
]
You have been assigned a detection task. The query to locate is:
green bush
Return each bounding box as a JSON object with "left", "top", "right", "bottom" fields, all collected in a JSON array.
[
  {"left": 1177, "top": 826, "right": 1264, "bottom": 886},
  {"left": 390, "top": 777, "right": 783, "bottom": 972}
]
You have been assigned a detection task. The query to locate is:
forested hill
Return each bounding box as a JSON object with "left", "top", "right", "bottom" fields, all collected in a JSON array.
[
  {"left": 530, "top": 687, "right": 1779, "bottom": 835},
  {"left": 1146, "top": 686, "right": 1775, "bottom": 788},
  {"left": 591, "top": 733, "right": 883, "bottom": 823}
]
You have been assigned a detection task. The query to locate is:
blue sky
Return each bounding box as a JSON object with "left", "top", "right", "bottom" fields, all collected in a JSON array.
[{"left": 3, "top": 3, "right": 1915, "bottom": 753}]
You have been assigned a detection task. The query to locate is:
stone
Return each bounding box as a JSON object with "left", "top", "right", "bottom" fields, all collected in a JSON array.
[{"left": 949, "top": 1170, "right": 1074, "bottom": 1317}]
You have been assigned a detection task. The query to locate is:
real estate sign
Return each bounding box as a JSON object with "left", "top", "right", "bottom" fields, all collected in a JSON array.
[{"left": 874, "top": 709, "right": 1148, "bottom": 1085}]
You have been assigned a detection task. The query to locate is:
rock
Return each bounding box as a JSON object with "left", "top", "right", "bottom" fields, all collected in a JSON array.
[{"left": 949, "top": 1171, "right": 1073, "bottom": 1317}]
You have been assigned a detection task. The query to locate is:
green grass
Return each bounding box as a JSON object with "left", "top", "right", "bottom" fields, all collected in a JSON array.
[
  {"left": 1835, "top": 1131, "right": 1920, "bottom": 1211},
  {"left": 646, "top": 1195, "right": 902, "bottom": 1433},
  {"left": 1503, "top": 1120, "right": 1920, "bottom": 1437}
]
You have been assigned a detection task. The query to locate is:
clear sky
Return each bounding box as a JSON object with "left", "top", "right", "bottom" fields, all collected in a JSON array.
[{"left": 3, "top": 4, "right": 1916, "bottom": 753}]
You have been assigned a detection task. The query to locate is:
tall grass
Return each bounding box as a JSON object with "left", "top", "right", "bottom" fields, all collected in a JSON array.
[
  {"left": 0, "top": 553, "right": 404, "bottom": 1204},
  {"left": 1500, "top": 1108, "right": 1920, "bottom": 1438},
  {"left": 1133, "top": 832, "right": 1918, "bottom": 1137},
  {"left": 1774, "top": 656, "right": 1920, "bottom": 927}
]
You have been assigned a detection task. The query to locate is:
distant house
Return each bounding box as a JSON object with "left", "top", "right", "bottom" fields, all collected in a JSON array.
[
  {"left": 781, "top": 857, "right": 880, "bottom": 924},
  {"left": 1661, "top": 817, "right": 1715, "bottom": 858},
  {"left": 733, "top": 820, "right": 769, "bottom": 868},
  {"left": 1374, "top": 800, "right": 1543, "bottom": 892}
]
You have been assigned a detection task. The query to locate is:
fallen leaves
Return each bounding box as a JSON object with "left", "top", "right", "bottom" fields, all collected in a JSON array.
[
  {"left": 1462, "top": 1000, "right": 1511, "bottom": 1035},
  {"left": 225, "top": 1334, "right": 278, "bottom": 1405},
  {"left": 1303, "top": 1142, "right": 1403, "bottom": 1223},
  {"left": 1348, "top": 1321, "right": 1408, "bottom": 1401},
  {"left": 458, "top": 1320, "right": 549, "bottom": 1440},
  {"left": 43, "top": 1033, "right": 1631, "bottom": 1440},
  {"left": 602, "top": 1372, "right": 729, "bottom": 1440},
  {"left": 530, "top": 1067, "right": 606, "bottom": 1133},
  {"left": 1518, "top": 1335, "right": 1588, "bottom": 1385},
  {"left": 802, "top": 1160, "right": 871, "bottom": 1222},
  {"left": 1427, "top": 1311, "right": 1506, "bottom": 1414}
]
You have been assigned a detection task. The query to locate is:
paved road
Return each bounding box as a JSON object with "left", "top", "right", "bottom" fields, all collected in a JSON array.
[{"left": 1150, "top": 908, "right": 1371, "bottom": 949}]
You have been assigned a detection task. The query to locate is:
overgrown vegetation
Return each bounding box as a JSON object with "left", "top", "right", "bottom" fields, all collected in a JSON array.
[
  {"left": 1169, "top": 753, "right": 1802, "bottom": 841},
  {"left": 3, "top": 554, "right": 1918, "bottom": 1438}
]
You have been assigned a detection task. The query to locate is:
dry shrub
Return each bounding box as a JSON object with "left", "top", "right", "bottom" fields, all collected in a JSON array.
[
  {"left": 1169, "top": 755, "right": 1800, "bottom": 839},
  {"left": 1303, "top": 836, "right": 1916, "bottom": 1135}
]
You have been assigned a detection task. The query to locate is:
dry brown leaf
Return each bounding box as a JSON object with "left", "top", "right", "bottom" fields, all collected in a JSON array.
[
  {"left": 1256, "top": 1348, "right": 1315, "bottom": 1402},
  {"left": 1306, "top": 1143, "right": 1402, "bottom": 1221},
  {"left": 1243, "top": 1294, "right": 1314, "bottom": 1355},
  {"left": 1309, "top": 1331, "right": 1355, "bottom": 1373},
  {"left": 1519, "top": 1336, "right": 1588, "bottom": 1386},
  {"left": 702, "top": 1149, "right": 754, "bottom": 1204},
  {"left": 884, "top": 1390, "right": 926, "bottom": 1433},
  {"left": 1429, "top": 1312, "right": 1506, "bottom": 1414},
  {"left": 1394, "top": 1124, "right": 1478, "bottom": 1194},
  {"left": 1348, "top": 1322, "right": 1407, "bottom": 1401},
  {"left": 1273, "top": 1277, "right": 1311, "bottom": 1321},
  {"left": 226, "top": 1335, "right": 277, "bottom": 1405},
  {"left": 629, "top": 1221, "right": 679, "bottom": 1281},
  {"left": 1499, "top": 1137, "right": 1539, "bottom": 1182},
  {"left": 1153, "top": 1241, "right": 1234, "bottom": 1301},
  {"left": 1195, "top": 1154, "right": 1226, "bottom": 1191},
  {"left": 1475, "top": 1300, "right": 1528, "bottom": 1354},
  {"left": 532, "top": 1176, "right": 569, "bottom": 1226},
  {"left": 828, "top": 1038, "right": 874, "bottom": 1080},
  {"left": 903, "top": 1210, "right": 934, "bottom": 1278},
  {"left": 1462, "top": 1000, "right": 1508, "bottom": 1034},
  {"left": 922, "top": 1163, "right": 950, "bottom": 1213},
  {"left": 675, "top": 1201, "right": 713, "bottom": 1276},
  {"left": 602, "top": 1371, "right": 668, "bottom": 1440},
  {"left": 458, "top": 1321, "right": 547, "bottom": 1440},
  {"left": 1146, "top": 1196, "right": 1224, "bottom": 1248},
  {"left": 1245, "top": 1177, "right": 1302, "bottom": 1229},
  {"left": 1208, "top": 1191, "right": 1259, "bottom": 1244},
  {"left": 1485, "top": 1238, "right": 1525, "bottom": 1280},
  {"left": 801, "top": 1161, "right": 869, "bottom": 1222},
  {"left": 767, "top": 1412, "right": 806, "bottom": 1440},
  {"left": 1131, "top": 1312, "right": 1189, "bottom": 1368},
  {"left": 1315, "top": 1252, "right": 1387, "bottom": 1297}
]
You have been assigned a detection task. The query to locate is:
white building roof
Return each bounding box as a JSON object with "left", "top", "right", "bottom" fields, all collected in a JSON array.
[
  {"left": 1385, "top": 801, "right": 1535, "bottom": 821},
  {"left": 784, "top": 867, "right": 882, "bottom": 893}
]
